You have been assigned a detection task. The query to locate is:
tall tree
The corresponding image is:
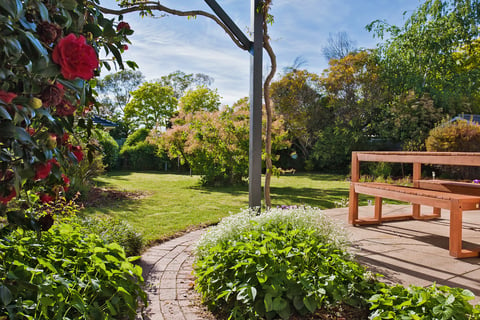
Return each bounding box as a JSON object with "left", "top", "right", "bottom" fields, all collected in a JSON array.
[
  {"left": 178, "top": 86, "right": 221, "bottom": 113},
  {"left": 124, "top": 82, "right": 177, "bottom": 130},
  {"left": 368, "top": 0, "right": 480, "bottom": 114},
  {"left": 156, "top": 70, "right": 214, "bottom": 98},
  {"left": 97, "top": 70, "right": 144, "bottom": 118},
  {"left": 271, "top": 70, "right": 325, "bottom": 164},
  {"left": 322, "top": 31, "right": 357, "bottom": 61}
]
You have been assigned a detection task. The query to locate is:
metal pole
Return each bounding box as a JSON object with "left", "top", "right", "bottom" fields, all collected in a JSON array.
[{"left": 249, "top": 0, "right": 263, "bottom": 208}]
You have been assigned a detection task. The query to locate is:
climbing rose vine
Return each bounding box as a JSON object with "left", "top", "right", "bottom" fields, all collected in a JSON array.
[{"left": 0, "top": 0, "right": 135, "bottom": 230}]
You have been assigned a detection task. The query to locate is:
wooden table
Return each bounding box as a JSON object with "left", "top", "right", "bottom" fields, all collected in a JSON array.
[{"left": 348, "top": 151, "right": 480, "bottom": 258}]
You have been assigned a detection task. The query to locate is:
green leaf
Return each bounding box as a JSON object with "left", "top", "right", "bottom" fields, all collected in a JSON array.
[
  {"left": 0, "top": 0, "right": 22, "bottom": 18},
  {"left": 264, "top": 293, "right": 273, "bottom": 312},
  {"left": 0, "top": 285, "right": 12, "bottom": 306},
  {"left": 19, "top": 30, "right": 49, "bottom": 58},
  {"left": 36, "top": 1, "right": 50, "bottom": 21},
  {"left": 0, "top": 106, "right": 12, "bottom": 120},
  {"left": 272, "top": 296, "right": 288, "bottom": 312},
  {"left": 303, "top": 296, "right": 317, "bottom": 313}
]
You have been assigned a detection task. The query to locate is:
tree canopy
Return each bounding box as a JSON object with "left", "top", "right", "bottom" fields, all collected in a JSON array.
[{"left": 124, "top": 82, "right": 177, "bottom": 130}]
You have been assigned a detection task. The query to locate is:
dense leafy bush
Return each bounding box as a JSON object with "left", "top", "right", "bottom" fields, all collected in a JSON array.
[
  {"left": 426, "top": 119, "right": 480, "bottom": 178},
  {"left": 0, "top": 224, "right": 147, "bottom": 319},
  {"left": 120, "top": 141, "right": 165, "bottom": 171},
  {"left": 97, "top": 131, "right": 120, "bottom": 170},
  {"left": 194, "top": 207, "right": 376, "bottom": 319},
  {"left": 75, "top": 216, "right": 144, "bottom": 257},
  {"left": 123, "top": 128, "right": 150, "bottom": 148},
  {"left": 369, "top": 284, "right": 480, "bottom": 320}
]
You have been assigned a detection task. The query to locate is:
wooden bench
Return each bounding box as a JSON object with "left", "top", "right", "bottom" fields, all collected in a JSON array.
[{"left": 349, "top": 151, "right": 480, "bottom": 258}]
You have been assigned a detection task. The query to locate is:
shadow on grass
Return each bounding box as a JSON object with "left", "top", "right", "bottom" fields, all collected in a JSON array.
[{"left": 270, "top": 186, "right": 349, "bottom": 209}]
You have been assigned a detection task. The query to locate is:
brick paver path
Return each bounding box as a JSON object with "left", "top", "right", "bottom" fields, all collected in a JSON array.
[{"left": 138, "top": 229, "right": 211, "bottom": 320}]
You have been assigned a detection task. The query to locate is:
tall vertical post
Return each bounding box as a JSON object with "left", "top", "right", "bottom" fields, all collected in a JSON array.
[{"left": 249, "top": 0, "right": 263, "bottom": 208}]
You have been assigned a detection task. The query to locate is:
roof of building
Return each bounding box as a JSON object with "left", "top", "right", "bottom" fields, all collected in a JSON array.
[
  {"left": 92, "top": 115, "right": 118, "bottom": 127},
  {"left": 451, "top": 114, "right": 480, "bottom": 124}
]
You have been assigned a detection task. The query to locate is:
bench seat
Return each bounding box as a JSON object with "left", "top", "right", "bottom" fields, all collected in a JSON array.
[{"left": 350, "top": 182, "right": 480, "bottom": 258}]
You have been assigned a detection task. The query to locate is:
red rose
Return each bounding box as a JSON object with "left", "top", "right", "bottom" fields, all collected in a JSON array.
[
  {"left": 117, "top": 22, "right": 131, "bottom": 31},
  {"left": 69, "top": 145, "right": 83, "bottom": 162},
  {"left": 40, "top": 193, "right": 55, "bottom": 203},
  {"left": 34, "top": 161, "right": 53, "bottom": 180},
  {"left": 55, "top": 99, "right": 77, "bottom": 116},
  {"left": 62, "top": 174, "right": 70, "bottom": 191},
  {"left": 0, "top": 90, "right": 17, "bottom": 104},
  {"left": 41, "top": 83, "right": 64, "bottom": 107},
  {"left": 0, "top": 188, "right": 16, "bottom": 205},
  {"left": 52, "top": 34, "right": 98, "bottom": 80}
]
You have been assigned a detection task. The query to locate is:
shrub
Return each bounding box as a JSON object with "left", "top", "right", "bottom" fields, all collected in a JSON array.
[
  {"left": 194, "top": 207, "right": 377, "bottom": 319},
  {"left": 120, "top": 141, "right": 165, "bottom": 171},
  {"left": 426, "top": 119, "right": 480, "bottom": 178},
  {"left": 97, "top": 131, "right": 120, "bottom": 170},
  {"left": 0, "top": 224, "right": 147, "bottom": 319},
  {"left": 369, "top": 284, "right": 480, "bottom": 320},
  {"left": 74, "top": 216, "right": 144, "bottom": 257},
  {"left": 123, "top": 128, "right": 150, "bottom": 148}
]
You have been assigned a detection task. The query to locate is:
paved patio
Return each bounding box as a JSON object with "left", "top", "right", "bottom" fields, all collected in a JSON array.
[{"left": 137, "top": 205, "right": 480, "bottom": 319}]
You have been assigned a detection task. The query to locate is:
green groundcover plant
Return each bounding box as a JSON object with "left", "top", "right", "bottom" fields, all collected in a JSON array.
[
  {"left": 194, "top": 207, "right": 378, "bottom": 319},
  {"left": 0, "top": 223, "right": 147, "bottom": 319},
  {"left": 194, "top": 207, "right": 480, "bottom": 320}
]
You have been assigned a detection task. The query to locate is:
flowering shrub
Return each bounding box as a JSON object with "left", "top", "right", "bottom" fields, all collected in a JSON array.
[{"left": 0, "top": 0, "right": 134, "bottom": 230}]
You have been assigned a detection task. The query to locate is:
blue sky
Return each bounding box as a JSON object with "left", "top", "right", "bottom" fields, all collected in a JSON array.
[{"left": 101, "top": 0, "right": 422, "bottom": 105}]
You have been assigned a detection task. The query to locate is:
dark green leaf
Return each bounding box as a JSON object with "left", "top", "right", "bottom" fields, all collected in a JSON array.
[
  {"left": 36, "top": 1, "right": 50, "bottom": 21},
  {"left": 0, "top": 0, "right": 22, "bottom": 19},
  {"left": 0, "top": 106, "right": 12, "bottom": 120},
  {"left": 0, "top": 285, "right": 12, "bottom": 306}
]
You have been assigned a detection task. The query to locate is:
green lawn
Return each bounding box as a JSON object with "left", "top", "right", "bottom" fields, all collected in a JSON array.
[{"left": 82, "top": 171, "right": 351, "bottom": 244}]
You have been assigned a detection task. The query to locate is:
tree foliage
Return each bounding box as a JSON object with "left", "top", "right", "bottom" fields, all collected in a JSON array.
[
  {"left": 271, "top": 70, "right": 325, "bottom": 163},
  {"left": 156, "top": 70, "right": 214, "bottom": 98},
  {"left": 178, "top": 86, "right": 221, "bottom": 113},
  {"left": 159, "top": 98, "right": 289, "bottom": 186},
  {"left": 124, "top": 82, "right": 177, "bottom": 130},
  {"left": 368, "top": 0, "right": 480, "bottom": 114}
]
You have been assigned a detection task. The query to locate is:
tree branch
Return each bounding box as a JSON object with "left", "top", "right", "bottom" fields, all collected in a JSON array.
[{"left": 95, "top": 1, "right": 249, "bottom": 51}]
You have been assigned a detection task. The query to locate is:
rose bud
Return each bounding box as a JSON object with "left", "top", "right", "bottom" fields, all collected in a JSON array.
[
  {"left": 41, "top": 83, "right": 64, "bottom": 107},
  {"left": 46, "top": 133, "right": 57, "bottom": 149},
  {"left": 30, "top": 97, "right": 43, "bottom": 109},
  {"left": 37, "top": 21, "right": 62, "bottom": 44}
]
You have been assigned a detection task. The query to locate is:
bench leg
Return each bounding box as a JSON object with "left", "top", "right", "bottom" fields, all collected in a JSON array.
[
  {"left": 374, "top": 196, "right": 382, "bottom": 221},
  {"left": 348, "top": 184, "right": 359, "bottom": 224},
  {"left": 449, "top": 204, "right": 478, "bottom": 258}
]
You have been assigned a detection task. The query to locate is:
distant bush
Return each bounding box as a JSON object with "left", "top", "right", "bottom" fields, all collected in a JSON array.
[
  {"left": 120, "top": 128, "right": 168, "bottom": 171},
  {"left": 75, "top": 216, "right": 144, "bottom": 257},
  {"left": 426, "top": 119, "right": 480, "bottom": 178},
  {"left": 97, "top": 131, "right": 120, "bottom": 170},
  {"left": 123, "top": 128, "right": 150, "bottom": 148},
  {"left": 0, "top": 224, "right": 147, "bottom": 319}
]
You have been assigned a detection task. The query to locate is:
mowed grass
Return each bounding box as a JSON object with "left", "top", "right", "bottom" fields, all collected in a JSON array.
[{"left": 82, "top": 171, "right": 352, "bottom": 244}]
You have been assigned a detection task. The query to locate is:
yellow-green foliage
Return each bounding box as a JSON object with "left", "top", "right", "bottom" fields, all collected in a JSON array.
[{"left": 426, "top": 120, "right": 480, "bottom": 152}]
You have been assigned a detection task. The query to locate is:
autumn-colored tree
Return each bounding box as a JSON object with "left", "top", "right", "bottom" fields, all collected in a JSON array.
[
  {"left": 271, "top": 70, "right": 326, "bottom": 165},
  {"left": 124, "top": 82, "right": 177, "bottom": 130},
  {"left": 159, "top": 98, "right": 289, "bottom": 186}
]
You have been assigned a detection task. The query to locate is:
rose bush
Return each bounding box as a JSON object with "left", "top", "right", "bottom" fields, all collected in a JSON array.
[{"left": 0, "top": 0, "right": 135, "bottom": 231}]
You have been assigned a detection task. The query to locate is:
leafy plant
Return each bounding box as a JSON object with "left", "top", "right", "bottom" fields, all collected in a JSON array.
[
  {"left": 0, "top": 223, "right": 147, "bottom": 319},
  {"left": 368, "top": 284, "right": 480, "bottom": 320},
  {"left": 194, "top": 207, "right": 377, "bottom": 319},
  {"left": 74, "top": 215, "right": 144, "bottom": 257},
  {"left": 97, "top": 130, "right": 120, "bottom": 170}
]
